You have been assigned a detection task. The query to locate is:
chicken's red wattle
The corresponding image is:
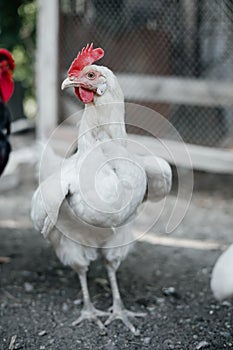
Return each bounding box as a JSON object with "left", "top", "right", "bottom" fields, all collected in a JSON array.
[{"left": 75, "top": 87, "right": 94, "bottom": 104}]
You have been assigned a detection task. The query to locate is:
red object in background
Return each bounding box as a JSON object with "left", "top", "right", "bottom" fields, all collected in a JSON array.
[
  {"left": 0, "top": 48, "right": 15, "bottom": 175},
  {"left": 0, "top": 48, "right": 15, "bottom": 103}
]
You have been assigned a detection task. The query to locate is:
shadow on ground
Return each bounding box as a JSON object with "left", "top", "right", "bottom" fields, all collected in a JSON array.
[{"left": 0, "top": 197, "right": 232, "bottom": 349}]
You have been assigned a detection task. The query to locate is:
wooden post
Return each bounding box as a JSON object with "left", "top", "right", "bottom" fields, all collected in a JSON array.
[{"left": 36, "top": 0, "right": 59, "bottom": 139}]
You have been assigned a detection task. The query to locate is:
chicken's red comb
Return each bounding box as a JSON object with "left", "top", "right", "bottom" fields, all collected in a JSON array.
[
  {"left": 68, "top": 43, "right": 104, "bottom": 76},
  {"left": 0, "top": 49, "right": 15, "bottom": 71}
]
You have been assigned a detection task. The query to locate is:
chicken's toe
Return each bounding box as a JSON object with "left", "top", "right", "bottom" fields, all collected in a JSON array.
[
  {"left": 72, "top": 305, "right": 109, "bottom": 330},
  {"left": 105, "top": 307, "right": 146, "bottom": 334}
]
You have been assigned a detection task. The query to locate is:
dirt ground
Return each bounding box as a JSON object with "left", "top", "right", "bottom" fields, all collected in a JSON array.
[{"left": 0, "top": 134, "right": 233, "bottom": 350}]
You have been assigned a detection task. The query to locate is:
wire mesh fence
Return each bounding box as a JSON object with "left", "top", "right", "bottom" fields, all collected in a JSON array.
[{"left": 59, "top": 0, "right": 233, "bottom": 148}]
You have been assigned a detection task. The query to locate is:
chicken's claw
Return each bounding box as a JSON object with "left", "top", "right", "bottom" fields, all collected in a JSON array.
[
  {"left": 105, "top": 306, "right": 146, "bottom": 334},
  {"left": 72, "top": 305, "right": 109, "bottom": 330}
]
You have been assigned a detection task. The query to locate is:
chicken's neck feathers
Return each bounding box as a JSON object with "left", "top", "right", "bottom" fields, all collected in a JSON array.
[{"left": 77, "top": 85, "right": 127, "bottom": 153}]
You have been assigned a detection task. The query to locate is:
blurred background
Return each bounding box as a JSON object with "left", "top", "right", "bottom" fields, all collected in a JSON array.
[
  {"left": 0, "top": 0, "right": 36, "bottom": 122},
  {"left": 1, "top": 2, "right": 233, "bottom": 348},
  {"left": 1, "top": 0, "right": 233, "bottom": 149},
  {"left": 59, "top": 0, "right": 233, "bottom": 149}
]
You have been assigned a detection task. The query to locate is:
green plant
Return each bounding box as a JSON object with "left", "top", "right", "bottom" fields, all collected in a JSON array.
[{"left": 0, "top": 0, "right": 37, "bottom": 118}]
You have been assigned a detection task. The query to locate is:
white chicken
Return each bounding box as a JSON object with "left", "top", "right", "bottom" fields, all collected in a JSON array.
[
  {"left": 31, "top": 43, "right": 172, "bottom": 333},
  {"left": 211, "top": 244, "right": 233, "bottom": 301}
]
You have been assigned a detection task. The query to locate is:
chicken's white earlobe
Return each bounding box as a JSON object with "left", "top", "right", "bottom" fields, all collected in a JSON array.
[{"left": 96, "top": 83, "right": 107, "bottom": 96}]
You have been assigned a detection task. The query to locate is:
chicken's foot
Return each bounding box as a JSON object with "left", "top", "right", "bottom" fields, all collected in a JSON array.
[
  {"left": 72, "top": 269, "right": 109, "bottom": 330},
  {"left": 72, "top": 303, "right": 108, "bottom": 329},
  {"left": 105, "top": 264, "right": 146, "bottom": 334}
]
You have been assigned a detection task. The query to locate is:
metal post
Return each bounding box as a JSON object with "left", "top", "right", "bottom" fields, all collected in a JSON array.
[{"left": 36, "top": 0, "right": 59, "bottom": 139}]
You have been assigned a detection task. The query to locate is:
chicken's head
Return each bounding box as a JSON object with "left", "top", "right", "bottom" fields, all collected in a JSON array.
[
  {"left": 0, "top": 49, "right": 15, "bottom": 103},
  {"left": 62, "top": 43, "right": 120, "bottom": 104}
]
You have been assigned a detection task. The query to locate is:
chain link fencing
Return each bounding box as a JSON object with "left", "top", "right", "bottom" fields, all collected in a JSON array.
[{"left": 59, "top": 0, "right": 233, "bottom": 148}]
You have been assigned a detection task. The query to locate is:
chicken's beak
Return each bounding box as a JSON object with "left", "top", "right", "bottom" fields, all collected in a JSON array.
[{"left": 61, "top": 77, "right": 78, "bottom": 90}]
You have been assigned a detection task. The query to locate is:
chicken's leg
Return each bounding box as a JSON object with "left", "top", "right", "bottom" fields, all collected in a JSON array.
[
  {"left": 72, "top": 268, "right": 109, "bottom": 329},
  {"left": 105, "top": 263, "right": 146, "bottom": 333}
]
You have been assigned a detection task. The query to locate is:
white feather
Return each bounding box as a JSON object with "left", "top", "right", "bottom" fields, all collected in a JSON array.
[
  {"left": 31, "top": 64, "right": 172, "bottom": 270},
  {"left": 211, "top": 244, "right": 233, "bottom": 300},
  {"left": 35, "top": 141, "right": 63, "bottom": 181},
  {"left": 136, "top": 155, "right": 172, "bottom": 200}
]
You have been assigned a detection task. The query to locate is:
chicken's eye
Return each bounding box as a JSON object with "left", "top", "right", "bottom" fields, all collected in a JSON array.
[{"left": 87, "top": 72, "right": 95, "bottom": 80}]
